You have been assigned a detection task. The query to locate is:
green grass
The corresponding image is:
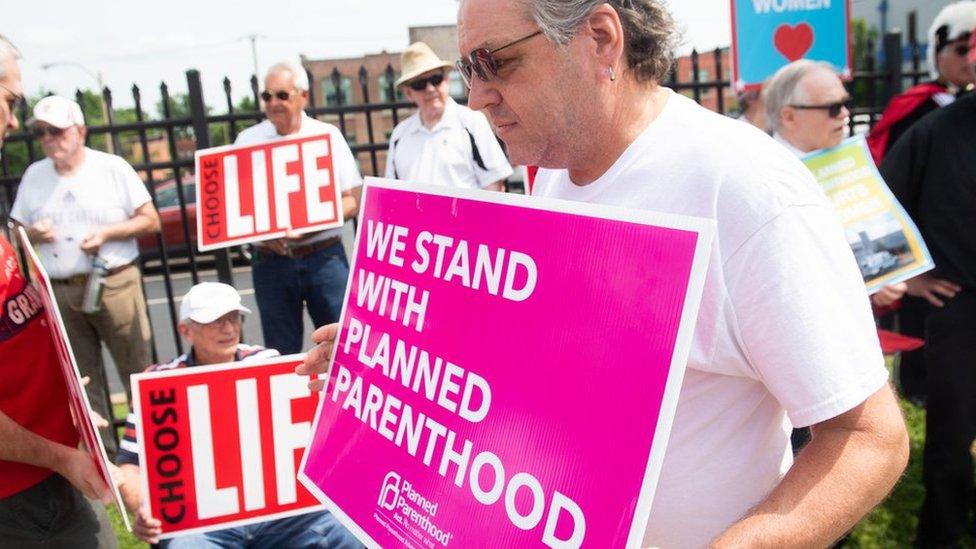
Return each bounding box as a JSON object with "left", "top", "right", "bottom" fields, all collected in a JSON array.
[
  {"left": 108, "top": 402, "right": 144, "bottom": 548},
  {"left": 846, "top": 398, "right": 927, "bottom": 547}
]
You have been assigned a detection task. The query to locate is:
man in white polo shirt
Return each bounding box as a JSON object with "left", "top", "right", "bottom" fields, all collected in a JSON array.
[
  {"left": 385, "top": 42, "right": 512, "bottom": 190},
  {"left": 12, "top": 95, "right": 159, "bottom": 457},
  {"left": 234, "top": 61, "right": 363, "bottom": 355}
]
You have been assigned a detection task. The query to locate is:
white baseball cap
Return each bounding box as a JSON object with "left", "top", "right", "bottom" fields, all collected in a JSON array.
[
  {"left": 179, "top": 282, "right": 251, "bottom": 324},
  {"left": 28, "top": 95, "right": 85, "bottom": 129}
]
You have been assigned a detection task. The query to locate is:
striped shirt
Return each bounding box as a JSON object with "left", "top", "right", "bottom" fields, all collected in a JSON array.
[{"left": 116, "top": 344, "right": 279, "bottom": 466}]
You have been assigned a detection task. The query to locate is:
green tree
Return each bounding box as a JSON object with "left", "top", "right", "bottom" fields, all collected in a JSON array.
[{"left": 850, "top": 18, "right": 881, "bottom": 106}]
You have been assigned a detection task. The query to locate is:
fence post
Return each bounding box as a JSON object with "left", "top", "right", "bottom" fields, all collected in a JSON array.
[
  {"left": 186, "top": 69, "right": 235, "bottom": 285},
  {"left": 882, "top": 30, "right": 903, "bottom": 105}
]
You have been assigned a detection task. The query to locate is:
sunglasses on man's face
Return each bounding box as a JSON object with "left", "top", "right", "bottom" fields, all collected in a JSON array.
[
  {"left": 32, "top": 126, "right": 66, "bottom": 139},
  {"left": 407, "top": 73, "right": 445, "bottom": 91},
  {"left": 456, "top": 30, "right": 544, "bottom": 89},
  {"left": 260, "top": 90, "right": 296, "bottom": 102},
  {"left": 0, "top": 82, "right": 24, "bottom": 114},
  {"left": 790, "top": 97, "right": 853, "bottom": 118}
]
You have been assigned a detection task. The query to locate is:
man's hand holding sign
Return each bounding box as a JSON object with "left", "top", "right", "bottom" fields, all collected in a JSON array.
[{"left": 298, "top": 323, "right": 340, "bottom": 393}]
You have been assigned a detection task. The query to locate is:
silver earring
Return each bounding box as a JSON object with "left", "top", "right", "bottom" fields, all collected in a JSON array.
[{"left": 609, "top": 66, "right": 616, "bottom": 82}]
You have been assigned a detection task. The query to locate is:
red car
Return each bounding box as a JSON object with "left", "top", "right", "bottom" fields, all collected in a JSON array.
[
  {"left": 138, "top": 178, "right": 251, "bottom": 268},
  {"left": 138, "top": 177, "right": 197, "bottom": 261}
]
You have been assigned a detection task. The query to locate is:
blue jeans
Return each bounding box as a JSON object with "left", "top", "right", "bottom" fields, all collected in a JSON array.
[
  {"left": 160, "top": 510, "right": 361, "bottom": 548},
  {"left": 252, "top": 242, "right": 349, "bottom": 355}
]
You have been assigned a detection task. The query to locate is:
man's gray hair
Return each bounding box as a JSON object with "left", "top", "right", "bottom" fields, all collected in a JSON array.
[
  {"left": 521, "top": 0, "right": 679, "bottom": 83},
  {"left": 265, "top": 61, "right": 309, "bottom": 92},
  {"left": 0, "top": 36, "right": 22, "bottom": 80},
  {"left": 762, "top": 59, "right": 835, "bottom": 134}
]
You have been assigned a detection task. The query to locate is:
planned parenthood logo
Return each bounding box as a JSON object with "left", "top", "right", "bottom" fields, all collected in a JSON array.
[{"left": 376, "top": 471, "right": 453, "bottom": 548}]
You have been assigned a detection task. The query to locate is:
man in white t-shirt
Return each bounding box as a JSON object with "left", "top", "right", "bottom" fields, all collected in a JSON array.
[
  {"left": 234, "top": 61, "right": 363, "bottom": 355},
  {"left": 306, "top": 2, "right": 912, "bottom": 548},
  {"left": 11, "top": 95, "right": 159, "bottom": 457},
  {"left": 385, "top": 42, "right": 512, "bottom": 190}
]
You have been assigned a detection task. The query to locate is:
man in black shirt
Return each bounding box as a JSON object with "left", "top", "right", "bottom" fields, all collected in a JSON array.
[{"left": 881, "top": 41, "right": 976, "bottom": 545}]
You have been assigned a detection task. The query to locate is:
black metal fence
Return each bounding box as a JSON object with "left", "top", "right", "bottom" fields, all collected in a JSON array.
[{"left": 0, "top": 30, "right": 930, "bottom": 442}]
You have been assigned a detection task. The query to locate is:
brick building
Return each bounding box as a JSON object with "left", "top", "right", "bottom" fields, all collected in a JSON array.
[
  {"left": 301, "top": 25, "right": 465, "bottom": 177},
  {"left": 673, "top": 47, "right": 740, "bottom": 114}
]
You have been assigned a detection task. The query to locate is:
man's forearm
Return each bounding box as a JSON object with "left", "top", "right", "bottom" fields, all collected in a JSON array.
[
  {"left": 342, "top": 188, "right": 361, "bottom": 220},
  {"left": 712, "top": 385, "right": 909, "bottom": 548},
  {"left": 0, "top": 410, "right": 72, "bottom": 473},
  {"left": 101, "top": 213, "right": 158, "bottom": 241},
  {"left": 118, "top": 463, "right": 144, "bottom": 513}
]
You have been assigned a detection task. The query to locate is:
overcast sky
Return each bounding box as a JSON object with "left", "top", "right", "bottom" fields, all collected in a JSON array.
[{"left": 6, "top": 0, "right": 732, "bottom": 113}]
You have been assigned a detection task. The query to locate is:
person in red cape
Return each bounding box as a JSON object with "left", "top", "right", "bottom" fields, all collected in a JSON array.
[{"left": 867, "top": 1, "right": 976, "bottom": 165}]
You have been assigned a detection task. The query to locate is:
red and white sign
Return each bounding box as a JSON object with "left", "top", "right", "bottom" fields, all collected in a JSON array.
[
  {"left": 195, "top": 134, "right": 344, "bottom": 251},
  {"left": 131, "top": 356, "right": 325, "bottom": 538},
  {"left": 15, "top": 227, "right": 130, "bottom": 531}
]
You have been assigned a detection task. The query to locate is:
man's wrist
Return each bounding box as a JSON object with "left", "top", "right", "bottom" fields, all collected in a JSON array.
[{"left": 37, "top": 440, "right": 74, "bottom": 475}]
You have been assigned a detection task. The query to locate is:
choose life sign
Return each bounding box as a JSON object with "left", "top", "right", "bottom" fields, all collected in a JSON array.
[
  {"left": 299, "top": 178, "right": 714, "bottom": 548},
  {"left": 195, "top": 134, "right": 344, "bottom": 251},
  {"left": 131, "top": 356, "right": 324, "bottom": 538},
  {"left": 731, "top": 0, "right": 852, "bottom": 90}
]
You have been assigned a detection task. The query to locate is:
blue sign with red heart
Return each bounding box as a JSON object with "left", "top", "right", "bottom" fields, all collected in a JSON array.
[{"left": 730, "top": 0, "right": 851, "bottom": 91}]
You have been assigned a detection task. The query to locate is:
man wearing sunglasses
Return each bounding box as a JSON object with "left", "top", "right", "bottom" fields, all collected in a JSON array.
[
  {"left": 451, "top": 0, "right": 908, "bottom": 547},
  {"left": 385, "top": 42, "right": 512, "bottom": 191},
  {"left": 868, "top": 1, "right": 976, "bottom": 166},
  {"left": 234, "top": 61, "right": 362, "bottom": 355},
  {"left": 11, "top": 95, "right": 159, "bottom": 460},
  {"left": 0, "top": 35, "right": 118, "bottom": 548},
  {"left": 881, "top": 26, "right": 976, "bottom": 548},
  {"left": 763, "top": 60, "right": 852, "bottom": 157}
]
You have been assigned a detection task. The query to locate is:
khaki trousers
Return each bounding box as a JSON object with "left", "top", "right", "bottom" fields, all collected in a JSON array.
[{"left": 51, "top": 265, "right": 151, "bottom": 457}]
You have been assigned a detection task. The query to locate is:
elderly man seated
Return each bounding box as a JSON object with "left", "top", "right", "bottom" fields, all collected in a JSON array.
[{"left": 115, "top": 282, "right": 360, "bottom": 548}]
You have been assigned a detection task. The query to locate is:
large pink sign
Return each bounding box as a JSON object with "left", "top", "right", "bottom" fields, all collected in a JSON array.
[{"left": 299, "top": 178, "right": 713, "bottom": 548}]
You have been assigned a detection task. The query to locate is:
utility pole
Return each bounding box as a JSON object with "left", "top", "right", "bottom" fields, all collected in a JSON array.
[{"left": 245, "top": 34, "right": 266, "bottom": 79}]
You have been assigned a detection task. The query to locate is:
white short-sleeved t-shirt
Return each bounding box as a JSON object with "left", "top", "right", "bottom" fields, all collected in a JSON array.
[
  {"left": 11, "top": 148, "right": 152, "bottom": 279},
  {"left": 234, "top": 113, "right": 362, "bottom": 243},
  {"left": 384, "top": 98, "right": 513, "bottom": 189},
  {"left": 534, "top": 90, "right": 888, "bottom": 548}
]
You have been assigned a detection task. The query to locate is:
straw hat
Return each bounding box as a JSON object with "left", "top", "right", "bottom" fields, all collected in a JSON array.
[{"left": 395, "top": 42, "right": 453, "bottom": 87}]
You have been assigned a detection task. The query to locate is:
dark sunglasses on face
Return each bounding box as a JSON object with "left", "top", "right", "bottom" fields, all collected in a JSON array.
[
  {"left": 260, "top": 89, "right": 295, "bottom": 102},
  {"left": 0, "top": 82, "right": 24, "bottom": 114},
  {"left": 790, "top": 97, "right": 853, "bottom": 118},
  {"left": 456, "top": 29, "right": 544, "bottom": 89},
  {"left": 407, "top": 73, "right": 445, "bottom": 91},
  {"left": 32, "top": 126, "right": 66, "bottom": 138}
]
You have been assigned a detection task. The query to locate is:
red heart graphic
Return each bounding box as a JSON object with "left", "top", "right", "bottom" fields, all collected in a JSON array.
[{"left": 774, "top": 23, "right": 814, "bottom": 62}]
